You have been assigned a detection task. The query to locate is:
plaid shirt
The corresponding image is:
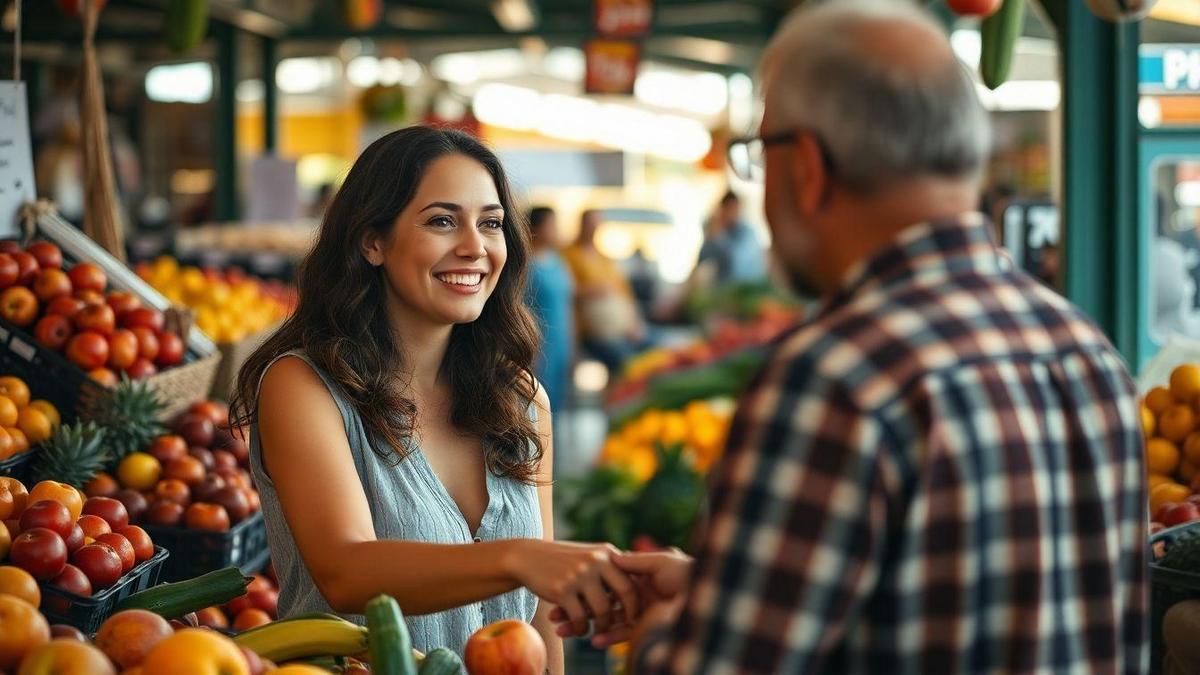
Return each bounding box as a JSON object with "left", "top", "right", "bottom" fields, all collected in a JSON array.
[{"left": 650, "top": 215, "right": 1147, "bottom": 674}]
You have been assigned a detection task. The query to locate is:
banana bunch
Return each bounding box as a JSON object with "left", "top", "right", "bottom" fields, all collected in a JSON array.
[{"left": 234, "top": 613, "right": 370, "bottom": 663}]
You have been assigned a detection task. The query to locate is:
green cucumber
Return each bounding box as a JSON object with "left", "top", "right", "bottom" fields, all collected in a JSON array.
[
  {"left": 418, "top": 647, "right": 464, "bottom": 675},
  {"left": 366, "top": 595, "right": 417, "bottom": 675},
  {"left": 980, "top": 0, "right": 1026, "bottom": 90},
  {"left": 165, "top": 0, "right": 210, "bottom": 54},
  {"left": 117, "top": 566, "right": 250, "bottom": 618}
]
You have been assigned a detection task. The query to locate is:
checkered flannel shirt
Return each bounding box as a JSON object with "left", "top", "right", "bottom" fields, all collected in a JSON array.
[{"left": 647, "top": 214, "right": 1147, "bottom": 674}]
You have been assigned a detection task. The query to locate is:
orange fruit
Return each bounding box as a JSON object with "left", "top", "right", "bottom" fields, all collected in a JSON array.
[
  {"left": 0, "top": 566, "right": 40, "bottom": 607},
  {"left": 0, "top": 396, "right": 18, "bottom": 429},
  {"left": 1148, "top": 437, "right": 1182, "bottom": 475},
  {"left": 1152, "top": 481, "right": 1193, "bottom": 513},
  {"left": 1144, "top": 406, "right": 1157, "bottom": 438},
  {"left": 141, "top": 629, "right": 248, "bottom": 675},
  {"left": 0, "top": 517, "right": 8, "bottom": 559},
  {"left": 6, "top": 428, "right": 27, "bottom": 454},
  {"left": 0, "top": 485, "right": 11, "bottom": 521},
  {"left": 16, "top": 408, "right": 51, "bottom": 447},
  {"left": 1147, "top": 386, "right": 1176, "bottom": 415},
  {"left": 1160, "top": 405, "right": 1197, "bottom": 443},
  {"left": 28, "top": 480, "right": 84, "bottom": 522},
  {"left": 117, "top": 453, "right": 162, "bottom": 492},
  {"left": 0, "top": 377, "right": 29, "bottom": 409},
  {"left": 17, "top": 639, "right": 116, "bottom": 675},
  {"left": 1186, "top": 433, "right": 1200, "bottom": 466},
  {"left": 0, "top": 429, "right": 13, "bottom": 462},
  {"left": 1150, "top": 473, "right": 1176, "bottom": 491},
  {"left": 0, "top": 478, "right": 28, "bottom": 516},
  {"left": 0, "top": 594, "right": 49, "bottom": 670},
  {"left": 27, "top": 401, "right": 59, "bottom": 429},
  {"left": 1180, "top": 460, "right": 1198, "bottom": 483},
  {"left": 1172, "top": 364, "right": 1200, "bottom": 404}
]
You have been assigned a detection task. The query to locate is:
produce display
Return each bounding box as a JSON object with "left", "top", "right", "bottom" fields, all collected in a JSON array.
[
  {"left": 193, "top": 567, "right": 280, "bottom": 633},
  {"left": 136, "top": 256, "right": 297, "bottom": 345},
  {"left": 0, "top": 240, "right": 187, "bottom": 384},
  {"left": 1143, "top": 364, "right": 1200, "bottom": 529},
  {"left": 0, "top": 374, "right": 59, "bottom": 460}
]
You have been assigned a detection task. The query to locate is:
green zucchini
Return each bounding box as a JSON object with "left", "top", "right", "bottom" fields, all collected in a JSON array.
[
  {"left": 418, "top": 648, "right": 464, "bottom": 675},
  {"left": 979, "top": 0, "right": 1025, "bottom": 90},
  {"left": 165, "top": 0, "right": 210, "bottom": 54},
  {"left": 116, "top": 566, "right": 250, "bottom": 618},
  {"left": 366, "top": 595, "right": 417, "bottom": 675}
]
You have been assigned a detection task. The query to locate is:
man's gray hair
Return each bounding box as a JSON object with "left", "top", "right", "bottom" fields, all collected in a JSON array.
[{"left": 764, "top": 0, "right": 992, "bottom": 193}]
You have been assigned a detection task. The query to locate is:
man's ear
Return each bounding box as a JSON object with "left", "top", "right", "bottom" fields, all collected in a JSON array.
[{"left": 793, "top": 133, "right": 830, "bottom": 216}]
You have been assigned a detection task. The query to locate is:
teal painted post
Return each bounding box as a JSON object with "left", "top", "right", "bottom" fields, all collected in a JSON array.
[
  {"left": 214, "top": 21, "right": 239, "bottom": 221},
  {"left": 262, "top": 37, "right": 278, "bottom": 154},
  {"left": 1052, "top": 0, "right": 1141, "bottom": 365}
]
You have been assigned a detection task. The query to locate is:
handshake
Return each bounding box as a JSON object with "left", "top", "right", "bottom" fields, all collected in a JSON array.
[{"left": 513, "top": 542, "right": 694, "bottom": 649}]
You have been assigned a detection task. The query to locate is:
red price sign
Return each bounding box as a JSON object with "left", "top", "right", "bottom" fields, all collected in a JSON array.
[
  {"left": 585, "top": 40, "right": 641, "bottom": 95},
  {"left": 594, "top": 0, "right": 653, "bottom": 37}
]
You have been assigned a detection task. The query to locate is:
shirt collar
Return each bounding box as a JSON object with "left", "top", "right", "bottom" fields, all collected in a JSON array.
[{"left": 814, "top": 212, "right": 1005, "bottom": 317}]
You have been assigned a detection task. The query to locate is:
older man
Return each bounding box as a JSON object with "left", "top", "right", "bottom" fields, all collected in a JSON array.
[{"left": 558, "top": 1, "right": 1147, "bottom": 672}]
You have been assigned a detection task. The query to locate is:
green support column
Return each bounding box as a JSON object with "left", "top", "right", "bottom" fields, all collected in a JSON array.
[
  {"left": 214, "top": 21, "right": 239, "bottom": 221},
  {"left": 262, "top": 37, "right": 278, "bottom": 153},
  {"left": 1046, "top": 0, "right": 1141, "bottom": 364}
]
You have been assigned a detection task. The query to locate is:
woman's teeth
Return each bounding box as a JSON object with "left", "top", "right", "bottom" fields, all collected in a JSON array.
[{"left": 437, "top": 273, "right": 482, "bottom": 286}]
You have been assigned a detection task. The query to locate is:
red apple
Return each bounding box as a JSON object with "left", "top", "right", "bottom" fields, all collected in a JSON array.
[
  {"left": 105, "top": 291, "right": 140, "bottom": 315},
  {"left": 125, "top": 358, "right": 158, "bottom": 380},
  {"left": 83, "top": 496, "right": 130, "bottom": 530},
  {"left": 57, "top": 0, "right": 110, "bottom": 19},
  {"left": 66, "top": 331, "right": 110, "bottom": 370},
  {"left": 50, "top": 624, "right": 88, "bottom": 642},
  {"left": 193, "top": 474, "right": 227, "bottom": 502},
  {"left": 95, "top": 532, "right": 136, "bottom": 573},
  {"left": 63, "top": 523, "right": 85, "bottom": 554},
  {"left": 74, "top": 288, "right": 104, "bottom": 305},
  {"left": 75, "top": 303, "right": 116, "bottom": 335},
  {"left": 19, "top": 499, "right": 74, "bottom": 539},
  {"left": 46, "top": 295, "right": 85, "bottom": 318},
  {"left": 0, "top": 285, "right": 38, "bottom": 327},
  {"left": 464, "top": 619, "right": 548, "bottom": 675},
  {"left": 247, "top": 588, "right": 279, "bottom": 618},
  {"left": 176, "top": 415, "right": 215, "bottom": 448},
  {"left": 26, "top": 241, "right": 63, "bottom": 269},
  {"left": 0, "top": 252, "right": 18, "bottom": 288},
  {"left": 34, "top": 314, "right": 74, "bottom": 351},
  {"left": 115, "top": 525, "right": 154, "bottom": 563},
  {"left": 947, "top": 0, "right": 1001, "bottom": 16},
  {"left": 210, "top": 486, "right": 250, "bottom": 523},
  {"left": 32, "top": 268, "right": 72, "bottom": 302},
  {"left": 156, "top": 330, "right": 184, "bottom": 367},
  {"left": 188, "top": 446, "right": 215, "bottom": 472},
  {"left": 145, "top": 500, "right": 184, "bottom": 527},
  {"left": 0, "top": 240, "right": 21, "bottom": 254},
  {"left": 89, "top": 367, "right": 119, "bottom": 387},
  {"left": 131, "top": 326, "right": 160, "bottom": 361},
  {"left": 1163, "top": 502, "right": 1200, "bottom": 528},
  {"left": 72, "top": 543, "right": 123, "bottom": 589},
  {"left": 107, "top": 329, "right": 139, "bottom": 370},
  {"left": 67, "top": 262, "right": 106, "bottom": 293},
  {"left": 45, "top": 564, "right": 92, "bottom": 615},
  {"left": 212, "top": 449, "right": 238, "bottom": 473},
  {"left": 121, "top": 307, "right": 165, "bottom": 332},
  {"left": 10, "top": 527, "right": 69, "bottom": 580},
  {"left": 76, "top": 514, "right": 111, "bottom": 540},
  {"left": 114, "top": 489, "right": 149, "bottom": 524},
  {"left": 11, "top": 251, "right": 40, "bottom": 286}
]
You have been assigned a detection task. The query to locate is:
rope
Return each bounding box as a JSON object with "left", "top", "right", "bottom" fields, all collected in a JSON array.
[
  {"left": 79, "top": 0, "right": 126, "bottom": 261},
  {"left": 12, "top": 0, "right": 19, "bottom": 82},
  {"left": 18, "top": 198, "right": 55, "bottom": 243}
]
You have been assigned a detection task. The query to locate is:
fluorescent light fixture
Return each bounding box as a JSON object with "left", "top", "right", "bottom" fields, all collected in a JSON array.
[
  {"left": 1177, "top": 181, "right": 1200, "bottom": 207},
  {"left": 634, "top": 70, "right": 727, "bottom": 116},
  {"left": 491, "top": 0, "right": 537, "bottom": 32},
  {"left": 975, "top": 80, "right": 1061, "bottom": 111},
  {"left": 277, "top": 57, "right": 339, "bottom": 94},
  {"left": 146, "top": 62, "right": 213, "bottom": 103},
  {"left": 431, "top": 49, "right": 526, "bottom": 85},
  {"left": 542, "top": 47, "right": 585, "bottom": 81},
  {"left": 347, "top": 56, "right": 381, "bottom": 88},
  {"left": 236, "top": 79, "right": 264, "bottom": 103}
]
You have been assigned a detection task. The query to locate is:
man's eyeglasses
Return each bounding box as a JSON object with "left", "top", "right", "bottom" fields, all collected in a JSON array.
[{"left": 726, "top": 130, "right": 835, "bottom": 183}]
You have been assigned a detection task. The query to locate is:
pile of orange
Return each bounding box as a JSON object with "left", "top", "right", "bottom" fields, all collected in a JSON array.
[
  {"left": 1146, "top": 364, "right": 1200, "bottom": 514},
  {"left": 0, "top": 376, "right": 59, "bottom": 461}
]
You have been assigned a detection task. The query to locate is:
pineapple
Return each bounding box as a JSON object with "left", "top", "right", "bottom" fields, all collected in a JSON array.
[
  {"left": 32, "top": 422, "right": 109, "bottom": 488},
  {"left": 87, "top": 377, "right": 165, "bottom": 461}
]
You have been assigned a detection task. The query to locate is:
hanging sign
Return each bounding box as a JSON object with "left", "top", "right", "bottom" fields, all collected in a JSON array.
[
  {"left": 1001, "top": 201, "right": 1059, "bottom": 272},
  {"left": 585, "top": 40, "right": 641, "bottom": 95},
  {"left": 594, "top": 0, "right": 653, "bottom": 37},
  {"left": 1140, "top": 45, "right": 1200, "bottom": 94},
  {"left": 0, "top": 83, "right": 36, "bottom": 239}
]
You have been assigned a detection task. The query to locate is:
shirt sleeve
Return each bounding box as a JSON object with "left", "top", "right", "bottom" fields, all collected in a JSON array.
[{"left": 649, "top": 363, "right": 896, "bottom": 673}]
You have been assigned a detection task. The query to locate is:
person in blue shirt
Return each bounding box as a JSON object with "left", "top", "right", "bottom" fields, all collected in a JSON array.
[
  {"left": 697, "top": 191, "right": 767, "bottom": 285},
  {"left": 525, "top": 207, "right": 575, "bottom": 415}
]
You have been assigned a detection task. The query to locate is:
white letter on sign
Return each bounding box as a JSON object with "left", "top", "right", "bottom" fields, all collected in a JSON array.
[{"left": 1165, "top": 50, "right": 1190, "bottom": 91}]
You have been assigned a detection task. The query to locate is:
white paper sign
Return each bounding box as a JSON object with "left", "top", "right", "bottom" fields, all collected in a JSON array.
[
  {"left": 0, "top": 83, "right": 35, "bottom": 239},
  {"left": 246, "top": 155, "right": 299, "bottom": 223}
]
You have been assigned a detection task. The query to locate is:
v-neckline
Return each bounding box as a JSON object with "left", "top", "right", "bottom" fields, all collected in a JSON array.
[{"left": 408, "top": 440, "right": 496, "bottom": 540}]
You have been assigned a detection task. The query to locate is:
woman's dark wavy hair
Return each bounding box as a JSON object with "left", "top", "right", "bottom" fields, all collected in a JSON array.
[{"left": 230, "top": 126, "right": 543, "bottom": 483}]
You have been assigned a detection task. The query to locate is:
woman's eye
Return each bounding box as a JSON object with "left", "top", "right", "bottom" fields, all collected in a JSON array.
[
  {"left": 481, "top": 219, "right": 504, "bottom": 230},
  {"left": 429, "top": 216, "right": 454, "bottom": 228}
]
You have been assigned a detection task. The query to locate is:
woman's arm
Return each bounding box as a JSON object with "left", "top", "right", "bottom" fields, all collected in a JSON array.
[
  {"left": 259, "top": 357, "right": 640, "bottom": 624},
  {"left": 529, "top": 385, "right": 564, "bottom": 675}
]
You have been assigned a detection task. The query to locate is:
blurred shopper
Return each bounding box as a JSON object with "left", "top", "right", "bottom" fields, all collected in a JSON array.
[
  {"left": 557, "top": 1, "right": 1147, "bottom": 672},
  {"left": 232, "top": 128, "right": 642, "bottom": 669},
  {"left": 526, "top": 207, "right": 575, "bottom": 415},
  {"left": 563, "top": 209, "right": 648, "bottom": 373},
  {"left": 696, "top": 191, "right": 767, "bottom": 285}
]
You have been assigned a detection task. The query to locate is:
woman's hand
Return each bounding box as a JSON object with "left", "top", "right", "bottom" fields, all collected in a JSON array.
[{"left": 503, "top": 540, "right": 641, "bottom": 636}]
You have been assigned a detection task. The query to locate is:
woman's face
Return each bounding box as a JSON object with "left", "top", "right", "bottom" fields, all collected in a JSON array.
[{"left": 367, "top": 153, "right": 508, "bottom": 329}]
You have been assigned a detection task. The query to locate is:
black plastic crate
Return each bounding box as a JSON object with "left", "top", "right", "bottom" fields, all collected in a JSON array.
[
  {"left": 0, "top": 318, "right": 104, "bottom": 426},
  {"left": 0, "top": 449, "right": 33, "bottom": 483},
  {"left": 39, "top": 545, "right": 169, "bottom": 635},
  {"left": 142, "top": 511, "right": 269, "bottom": 582}
]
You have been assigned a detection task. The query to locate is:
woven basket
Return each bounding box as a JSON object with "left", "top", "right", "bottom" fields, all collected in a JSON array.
[
  {"left": 146, "top": 351, "right": 222, "bottom": 421},
  {"left": 211, "top": 326, "right": 275, "bottom": 400}
]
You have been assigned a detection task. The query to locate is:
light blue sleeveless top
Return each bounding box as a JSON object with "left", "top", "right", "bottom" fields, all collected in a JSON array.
[{"left": 248, "top": 351, "right": 541, "bottom": 656}]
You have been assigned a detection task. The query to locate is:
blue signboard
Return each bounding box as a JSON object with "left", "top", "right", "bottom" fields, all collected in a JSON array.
[{"left": 1141, "top": 44, "right": 1200, "bottom": 95}]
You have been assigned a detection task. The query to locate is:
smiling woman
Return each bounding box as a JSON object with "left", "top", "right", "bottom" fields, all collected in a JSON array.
[{"left": 227, "top": 127, "right": 640, "bottom": 668}]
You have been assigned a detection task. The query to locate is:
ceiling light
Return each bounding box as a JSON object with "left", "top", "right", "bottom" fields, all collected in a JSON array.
[
  {"left": 491, "top": 0, "right": 537, "bottom": 32},
  {"left": 146, "top": 62, "right": 212, "bottom": 103}
]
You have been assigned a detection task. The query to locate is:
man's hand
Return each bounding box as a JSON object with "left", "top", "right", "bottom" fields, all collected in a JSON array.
[{"left": 550, "top": 549, "right": 693, "bottom": 648}]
